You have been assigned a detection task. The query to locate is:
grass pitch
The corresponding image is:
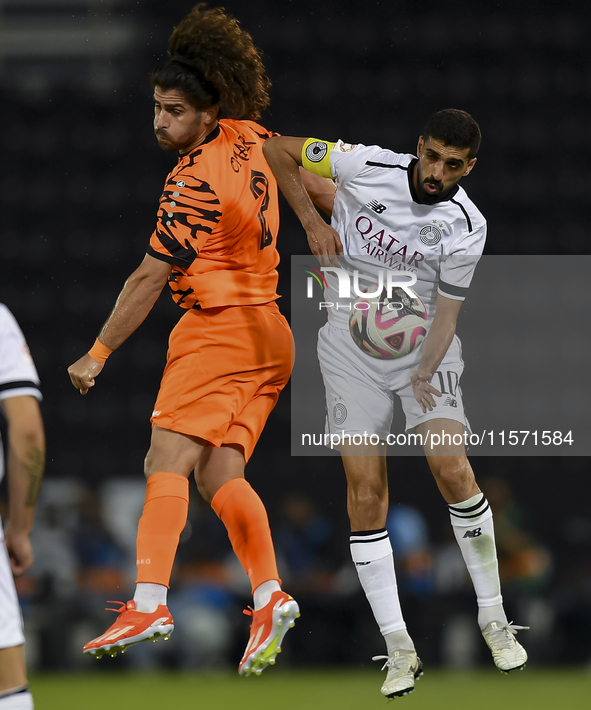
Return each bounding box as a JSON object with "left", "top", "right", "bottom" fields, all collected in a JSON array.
[{"left": 31, "top": 668, "right": 590, "bottom": 710}]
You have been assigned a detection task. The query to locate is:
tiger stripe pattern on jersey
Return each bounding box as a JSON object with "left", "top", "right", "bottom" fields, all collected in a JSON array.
[
  {"left": 153, "top": 173, "right": 222, "bottom": 269},
  {"left": 147, "top": 120, "right": 281, "bottom": 311}
]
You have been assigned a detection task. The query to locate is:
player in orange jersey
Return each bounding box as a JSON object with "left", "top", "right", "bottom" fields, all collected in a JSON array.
[{"left": 67, "top": 4, "right": 305, "bottom": 676}]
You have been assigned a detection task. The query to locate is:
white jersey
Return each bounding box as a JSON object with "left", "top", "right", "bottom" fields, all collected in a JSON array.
[
  {"left": 0, "top": 305, "right": 41, "bottom": 649},
  {"left": 0, "top": 303, "right": 42, "bottom": 485},
  {"left": 324, "top": 141, "right": 487, "bottom": 350}
]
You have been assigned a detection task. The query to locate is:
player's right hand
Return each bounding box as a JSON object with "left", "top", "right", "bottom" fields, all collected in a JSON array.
[
  {"left": 67, "top": 354, "right": 105, "bottom": 395},
  {"left": 4, "top": 526, "right": 34, "bottom": 576},
  {"left": 306, "top": 222, "right": 343, "bottom": 267},
  {"left": 411, "top": 369, "right": 442, "bottom": 413}
]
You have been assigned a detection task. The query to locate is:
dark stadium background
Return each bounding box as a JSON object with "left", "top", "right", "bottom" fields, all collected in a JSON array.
[{"left": 1, "top": 0, "right": 590, "bottom": 672}]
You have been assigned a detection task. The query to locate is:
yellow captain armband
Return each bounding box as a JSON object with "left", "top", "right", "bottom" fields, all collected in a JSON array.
[{"left": 301, "top": 138, "right": 336, "bottom": 178}]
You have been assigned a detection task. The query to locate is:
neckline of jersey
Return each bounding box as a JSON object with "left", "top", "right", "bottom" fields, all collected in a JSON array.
[
  {"left": 179, "top": 123, "right": 221, "bottom": 159},
  {"left": 406, "top": 158, "right": 460, "bottom": 205}
]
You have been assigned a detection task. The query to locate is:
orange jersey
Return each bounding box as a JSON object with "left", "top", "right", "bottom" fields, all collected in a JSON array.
[{"left": 147, "top": 119, "right": 280, "bottom": 310}]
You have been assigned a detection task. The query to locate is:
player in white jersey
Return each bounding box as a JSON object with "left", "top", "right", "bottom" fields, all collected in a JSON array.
[
  {"left": 0, "top": 305, "right": 45, "bottom": 710},
  {"left": 264, "top": 109, "right": 527, "bottom": 698}
]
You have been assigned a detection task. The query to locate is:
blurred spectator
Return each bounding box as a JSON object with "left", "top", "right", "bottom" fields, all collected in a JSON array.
[
  {"left": 75, "top": 486, "right": 128, "bottom": 597},
  {"left": 482, "top": 477, "right": 551, "bottom": 594},
  {"left": 386, "top": 503, "right": 434, "bottom": 598},
  {"left": 481, "top": 477, "right": 554, "bottom": 664},
  {"left": 274, "top": 492, "right": 336, "bottom": 593}
]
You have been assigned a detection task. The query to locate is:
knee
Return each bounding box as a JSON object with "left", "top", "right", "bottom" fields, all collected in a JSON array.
[
  {"left": 143, "top": 441, "right": 199, "bottom": 480},
  {"left": 144, "top": 445, "right": 168, "bottom": 480},
  {"left": 348, "top": 481, "right": 388, "bottom": 518},
  {"left": 194, "top": 471, "right": 213, "bottom": 503},
  {"left": 143, "top": 449, "right": 156, "bottom": 480},
  {"left": 434, "top": 458, "right": 476, "bottom": 499}
]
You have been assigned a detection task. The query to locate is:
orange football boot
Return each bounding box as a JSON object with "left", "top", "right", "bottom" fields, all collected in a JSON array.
[
  {"left": 239, "top": 591, "right": 300, "bottom": 676},
  {"left": 82, "top": 600, "right": 174, "bottom": 658}
]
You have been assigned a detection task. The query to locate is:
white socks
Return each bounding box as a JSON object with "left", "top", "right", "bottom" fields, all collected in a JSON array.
[
  {"left": 134, "top": 578, "right": 282, "bottom": 613},
  {"left": 384, "top": 629, "right": 416, "bottom": 654},
  {"left": 253, "top": 580, "right": 281, "bottom": 610},
  {"left": 348, "top": 493, "right": 506, "bottom": 652},
  {"left": 133, "top": 582, "right": 168, "bottom": 612},
  {"left": 449, "top": 492, "right": 507, "bottom": 629},
  {"left": 0, "top": 688, "right": 33, "bottom": 709},
  {"left": 350, "top": 529, "right": 414, "bottom": 652}
]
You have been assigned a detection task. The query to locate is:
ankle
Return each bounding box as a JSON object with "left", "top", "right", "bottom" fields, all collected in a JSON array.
[
  {"left": 478, "top": 603, "right": 507, "bottom": 630},
  {"left": 253, "top": 580, "right": 281, "bottom": 610},
  {"left": 133, "top": 582, "right": 168, "bottom": 612},
  {"left": 385, "top": 629, "right": 415, "bottom": 653}
]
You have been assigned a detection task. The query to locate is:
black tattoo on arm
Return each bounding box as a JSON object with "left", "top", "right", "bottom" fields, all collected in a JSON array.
[{"left": 25, "top": 446, "right": 45, "bottom": 507}]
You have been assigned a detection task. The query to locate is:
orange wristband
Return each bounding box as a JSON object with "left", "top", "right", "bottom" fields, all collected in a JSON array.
[{"left": 88, "top": 338, "right": 113, "bottom": 363}]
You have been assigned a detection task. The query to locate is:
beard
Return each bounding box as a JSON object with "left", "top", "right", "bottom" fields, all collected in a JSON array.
[
  {"left": 155, "top": 130, "right": 179, "bottom": 152},
  {"left": 416, "top": 165, "right": 443, "bottom": 199},
  {"left": 414, "top": 163, "right": 454, "bottom": 204},
  {"left": 421, "top": 176, "right": 443, "bottom": 195}
]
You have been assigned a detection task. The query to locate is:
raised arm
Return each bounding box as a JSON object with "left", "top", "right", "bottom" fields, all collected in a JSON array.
[
  {"left": 67, "top": 253, "right": 172, "bottom": 394},
  {"left": 299, "top": 167, "right": 336, "bottom": 217},
  {"left": 411, "top": 294, "right": 463, "bottom": 413},
  {"left": 263, "top": 136, "right": 342, "bottom": 263},
  {"left": 2, "top": 395, "right": 45, "bottom": 576}
]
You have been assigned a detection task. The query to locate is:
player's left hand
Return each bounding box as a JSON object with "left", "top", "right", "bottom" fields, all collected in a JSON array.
[
  {"left": 306, "top": 222, "right": 343, "bottom": 267},
  {"left": 67, "top": 354, "right": 105, "bottom": 395},
  {"left": 411, "top": 369, "right": 442, "bottom": 413},
  {"left": 4, "top": 526, "right": 33, "bottom": 576}
]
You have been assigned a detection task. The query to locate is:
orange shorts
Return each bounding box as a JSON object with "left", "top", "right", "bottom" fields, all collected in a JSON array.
[{"left": 151, "top": 301, "right": 292, "bottom": 461}]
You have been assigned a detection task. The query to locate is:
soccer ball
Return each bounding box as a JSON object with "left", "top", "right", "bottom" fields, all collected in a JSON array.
[{"left": 349, "top": 285, "right": 428, "bottom": 359}]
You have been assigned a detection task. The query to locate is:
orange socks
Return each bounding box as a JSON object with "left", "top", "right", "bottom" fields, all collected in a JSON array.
[
  {"left": 136, "top": 471, "right": 189, "bottom": 587},
  {"left": 136, "top": 474, "right": 278, "bottom": 592},
  {"left": 211, "top": 477, "right": 280, "bottom": 592}
]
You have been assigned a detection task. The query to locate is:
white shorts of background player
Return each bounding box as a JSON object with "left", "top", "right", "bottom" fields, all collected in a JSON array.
[{"left": 0, "top": 525, "right": 26, "bottom": 652}]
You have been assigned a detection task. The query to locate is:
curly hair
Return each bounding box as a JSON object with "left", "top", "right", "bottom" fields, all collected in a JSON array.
[{"left": 150, "top": 4, "right": 271, "bottom": 120}]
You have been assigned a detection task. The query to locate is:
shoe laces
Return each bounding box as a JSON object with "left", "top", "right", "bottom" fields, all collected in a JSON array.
[
  {"left": 372, "top": 651, "right": 413, "bottom": 673},
  {"left": 486, "top": 621, "right": 529, "bottom": 651},
  {"left": 105, "top": 600, "right": 129, "bottom": 614},
  {"left": 243, "top": 606, "right": 254, "bottom": 618}
]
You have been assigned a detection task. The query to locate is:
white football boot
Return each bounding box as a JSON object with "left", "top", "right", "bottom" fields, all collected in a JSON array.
[
  {"left": 372, "top": 649, "right": 423, "bottom": 698},
  {"left": 481, "top": 621, "right": 528, "bottom": 672}
]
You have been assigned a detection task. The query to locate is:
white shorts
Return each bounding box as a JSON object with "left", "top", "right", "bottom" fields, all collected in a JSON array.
[
  {"left": 0, "top": 526, "right": 25, "bottom": 649},
  {"left": 318, "top": 322, "right": 468, "bottom": 439}
]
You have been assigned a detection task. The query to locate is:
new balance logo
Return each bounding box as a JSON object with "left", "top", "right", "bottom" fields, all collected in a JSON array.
[
  {"left": 443, "top": 397, "right": 457, "bottom": 407},
  {"left": 463, "top": 528, "right": 482, "bottom": 538},
  {"left": 366, "top": 199, "right": 387, "bottom": 214}
]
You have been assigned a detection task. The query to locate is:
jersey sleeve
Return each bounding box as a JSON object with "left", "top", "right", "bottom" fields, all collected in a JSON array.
[
  {"left": 330, "top": 140, "right": 400, "bottom": 187},
  {"left": 147, "top": 171, "right": 223, "bottom": 269},
  {"left": 0, "top": 304, "right": 42, "bottom": 402},
  {"left": 438, "top": 222, "right": 487, "bottom": 301},
  {"left": 301, "top": 139, "right": 386, "bottom": 184}
]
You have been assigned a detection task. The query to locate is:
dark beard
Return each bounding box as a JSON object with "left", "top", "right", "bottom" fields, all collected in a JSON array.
[{"left": 413, "top": 163, "right": 456, "bottom": 205}]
